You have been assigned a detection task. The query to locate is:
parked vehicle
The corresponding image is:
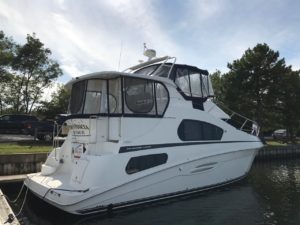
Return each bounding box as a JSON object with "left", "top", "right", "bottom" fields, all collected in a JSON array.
[
  {"left": 23, "top": 114, "right": 68, "bottom": 141},
  {"left": 0, "top": 114, "right": 38, "bottom": 134},
  {"left": 272, "top": 129, "right": 287, "bottom": 140},
  {"left": 23, "top": 119, "right": 55, "bottom": 141}
]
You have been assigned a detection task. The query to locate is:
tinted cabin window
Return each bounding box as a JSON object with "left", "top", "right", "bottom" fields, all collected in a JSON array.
[
  {"left": 178, "top": 120, "right": 223, "bottom": 141},
  {"left": 70, "top": 80, "right": 86, "bottom": 114},
  {"left": 189, "top": 72, "right": 202, "bottom": 97},
  {"left": 175, "top": 68, "right": 191, "bottom": 96},
  {"left": 124, "top": 78, "right": 155, "bottom": 114},
  {"left": 0, "top": 116, "right": 10, "bottom": 121},
  {"left": 155, "top": 83, "right": 169, "bottom": 115},
  {"left": 126, "top": 154, "right": 168, "bottom": 174},
  {"left": 69, "top": 77, "right": 169, "bottom": 117},
  {"left": 175, "top": 67, "right": 214, "bottom": 99},
  {"left": 84, "top": 80, "right": 105, "bottom": 114},
  {"left": 108, "top": 79, "right": 122, "bottom": 114}
]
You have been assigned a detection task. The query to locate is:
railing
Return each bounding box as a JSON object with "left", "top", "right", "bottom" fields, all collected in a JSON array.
[
  {"left": 214, "top": 100, "right": 260, "bottom": 136},
  {"left": 52, "top": 122, "right": 65, "bottom": 160},
  {"left": 124, "top": 56, "right": 176, "bottom": 78}
]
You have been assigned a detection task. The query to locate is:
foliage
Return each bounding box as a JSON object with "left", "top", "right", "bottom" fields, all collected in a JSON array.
[
  {"left": 211, "top": 43, "right": 300, "bottom": 141},
  {"left": 276, "top": 70, "right": 300, "bottom": 141},
  {"left": 210, "top": 70, "right": 223, "bottom": 102},
  {"left": 0, "top": 31, "right": 16, "bottom": 78},
  {"left": 12, "top": 33, "right": 62, "bottom": 113},
  {"left": 37, "top": 84, "right": 70, "bottom": 119},
  {"left": 0, "top": 31, "right": 16, "bottom": 113},
  {"left": 0, "top": 31, "right": 62, "bottom": 114}
]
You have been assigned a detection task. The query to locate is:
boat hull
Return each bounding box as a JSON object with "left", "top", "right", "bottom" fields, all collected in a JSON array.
[{"left": 25, "top": 147, "right": 258, "bottom": 215}]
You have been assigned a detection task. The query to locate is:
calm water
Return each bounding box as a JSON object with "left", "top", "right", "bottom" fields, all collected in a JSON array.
[{"left": 1, "top": 159, "right": 300, "bottom": 225}]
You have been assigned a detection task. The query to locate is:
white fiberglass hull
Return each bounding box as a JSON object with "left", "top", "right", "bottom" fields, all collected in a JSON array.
[{"left": 25, "top": 147, "right": 258, "bottom": 215}]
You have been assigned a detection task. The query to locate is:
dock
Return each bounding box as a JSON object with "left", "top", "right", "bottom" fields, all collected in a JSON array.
[
  {"left": 256, "top": 145, "right": 300, "bottom": 160},
  {"left": 0, "top": 175, "right": 27, "bottom": 184},
  {"left": 0, "top": 189, "right": 20, "bottom": 225}
]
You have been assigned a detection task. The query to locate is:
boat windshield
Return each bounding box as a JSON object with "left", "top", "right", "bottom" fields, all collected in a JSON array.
[
  {"left": 134, "top": 64, "right": 172, "bottom": 78},
  {"left": 175, "top": 67, "right": 214, "bottom": 98},
  {"left": 69, "top": 77, "right": 169, "bottom": 117},
  {"left": 134, "top": 64, "right": 214, "bottom": 99}
]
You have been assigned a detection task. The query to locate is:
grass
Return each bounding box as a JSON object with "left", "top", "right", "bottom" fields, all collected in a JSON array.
[
  {"left": 265, "top": 139, "right": 300, "bottom": 146},
  {"left": 0, "top": 141, "right": 52, "bottom": 154},
  {"left": 265, "top": 140, "right": 288, "bottom": 146}
]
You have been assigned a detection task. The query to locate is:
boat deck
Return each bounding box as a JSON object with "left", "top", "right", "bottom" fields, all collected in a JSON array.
[{"left": 0, "top": 189, "right": 20, "bottom": 225}]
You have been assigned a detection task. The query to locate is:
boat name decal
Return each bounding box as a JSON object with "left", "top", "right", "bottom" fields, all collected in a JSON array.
[{"left": 68, "top": 124, "right": 89, "bottom": 130}]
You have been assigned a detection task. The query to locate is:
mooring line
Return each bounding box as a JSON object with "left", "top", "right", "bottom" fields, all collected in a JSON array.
[
  {"left": 3, "top": 182, "right": 25, "bottom": 203},
  {"left": 14, "top": 186, "right": 29, "bottom": 217}
]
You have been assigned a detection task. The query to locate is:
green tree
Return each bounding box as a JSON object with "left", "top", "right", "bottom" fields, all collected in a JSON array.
[
  {"left": 210, "top": 70, "right": 223, "bottom": 102},
  {"left": 0, "top": 31, "right": 16, "bottom": 114},
  {"left": 0, "top": 31, "right": 15, "bottom": 78},
  {"left": 277, "top": 69, "right": 300, "bottom": 142},
  {"left": 11, "top": 33, "right": 62, "bottom": 113},
  {"left": 0, "top": 31, "right": 62, "bottom": 114},
  {"left": 37, "top": 85, "right": 70, "bottom": 119},
  {"left": 221, "top": 43, "right": 288, "bottom": 132}
]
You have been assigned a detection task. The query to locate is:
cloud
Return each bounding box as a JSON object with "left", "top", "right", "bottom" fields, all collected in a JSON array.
[{"left": 0, "top": 0, "right": 300, "bottom": 80}]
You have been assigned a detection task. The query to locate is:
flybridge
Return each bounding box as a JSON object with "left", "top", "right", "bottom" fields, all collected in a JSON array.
[
  {"left": 128, "top": 56, "right": 214, "bottom": 99},
  {"left": 126, "top": 56, "right": 214, "bottom": 110}
]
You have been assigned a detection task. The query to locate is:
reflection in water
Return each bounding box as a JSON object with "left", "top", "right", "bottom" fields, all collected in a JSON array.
[
  {"left": 250, "top": 160, "right": 300, "bottom": 225},
  {"left": 1, "top": 159, "right": 300, "bottom": 225}
]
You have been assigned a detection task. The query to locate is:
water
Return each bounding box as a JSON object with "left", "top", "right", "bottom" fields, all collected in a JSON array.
[{"left": 1, "top": 159, "right": 300, "bottom": 225}]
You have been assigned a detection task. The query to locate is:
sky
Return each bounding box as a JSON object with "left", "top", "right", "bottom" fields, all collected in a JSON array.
[{"left": 1, "top": 0, "right": 300, "bottom": 85}]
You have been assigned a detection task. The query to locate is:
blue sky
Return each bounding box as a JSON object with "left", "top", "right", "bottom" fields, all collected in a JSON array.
[{"left": 1, "top": 0, "right": 300, "bottom": 84}]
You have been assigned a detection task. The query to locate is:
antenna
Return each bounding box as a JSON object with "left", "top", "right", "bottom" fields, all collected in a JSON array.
[{"left": 117, "top": 41, "right": 123, "bottom": 71}]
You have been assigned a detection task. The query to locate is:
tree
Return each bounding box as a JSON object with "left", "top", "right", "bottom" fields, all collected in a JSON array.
[
  {"left": 0, "top": 31, "right": 16, "bottom": 114},
  {"left": 221, "top": 43, "right": 288, "bottom": 133},
  {"left": 11, "top": 33, "right": 62, "bottom": 113},
  {"left": 277, "top": 69, "right": 300, "bottom": 142},
  {"left": 0, "top": 31, "right": 15, "bottom": 78},
  {"left": 210, "top": 70, "right": 223, "bottom": 102},
  {"left": 37, "top": 85, "right": 70, "bottom": 119}
]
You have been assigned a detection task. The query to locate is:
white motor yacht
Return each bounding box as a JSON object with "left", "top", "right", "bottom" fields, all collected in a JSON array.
[{"left": 25, "top": 56, "right": 263, "bottom": 215}]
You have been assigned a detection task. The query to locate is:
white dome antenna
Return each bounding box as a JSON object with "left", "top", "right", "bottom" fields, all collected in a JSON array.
[{"left": 143, "top": 43, "right": 156, "bottom": 61}]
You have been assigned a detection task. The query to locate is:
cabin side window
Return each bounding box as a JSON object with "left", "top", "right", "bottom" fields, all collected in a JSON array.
[
  {"left": 84, "top": 80, "right": 106, "bottom": 114},
  {"left": 155, "top": 83, "right": 169, "bottom": 115},
  {"left": 126, "top": 154, "right": 168, "bottom": 174},
  {"left": 108, "top": 79, "right": 122, "bottom": 114},
  {"left": 175, "top": 68, "right": 191, "bottom": 96},
  {"left": 69, "top": 80, "right": 87, "bottom": 114},
  {"left": 69, "top": 77, "right": 169, "bottom": 117},
  {"left": 178, "top": 120, "right": 223, "bottom": 141},
  {"left": 124, "top": 78, "right": 155, "bottom": 114}
]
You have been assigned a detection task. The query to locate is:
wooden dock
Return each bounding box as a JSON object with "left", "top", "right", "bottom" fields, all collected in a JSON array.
[{"left": 0, "top": 189, "right": 20, "bottom": 225}]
